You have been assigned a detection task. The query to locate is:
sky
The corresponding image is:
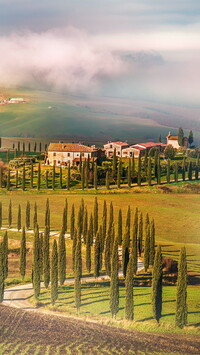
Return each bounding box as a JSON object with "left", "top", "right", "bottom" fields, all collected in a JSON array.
[{"left": 0, "top": 0, "right": 200, "bottom": 106}]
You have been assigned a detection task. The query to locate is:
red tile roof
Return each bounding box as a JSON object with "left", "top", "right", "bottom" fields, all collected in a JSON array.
[
  {"left": 132, "top": 142, "right": 166, "bottom": 149},
  {"left": 168, "top": 136, "right": 178, "bottom": 140},
  {"left": 48, "top": 143, "right": 94, "bottom": 153}
]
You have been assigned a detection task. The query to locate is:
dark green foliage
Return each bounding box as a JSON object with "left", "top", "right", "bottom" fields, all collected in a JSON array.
[
  {"left": 8, "top": 200, "right": 12, "bottom": 228},
  {"left": 143, "top": 150, "right": 148, "bottom": 176},
  {"left": 7, "top": 169, "right": 10, "bottom": 191},
  {"left": 81, "top": 164, "right": 85, "bottom": 190},
  {"left": 20, "top": 227, "right": 26, "bottom": 280},
  {"left": 174, "top": 163, "right": 178, "bottom": 182},
  {"left": 86, "top": 229, "right": 91, "bottom": 273},
  {"left": 132, "top": 208, "right": 138, "bottom": 275},
  {"left": 45, "top": 169, "right": 48, "bottom": 189},
  {"left": 0, "top": 243, "right": 4, "bottom": 302},
  {"left": 17, "top": 204, "right": 21, "bottom": 231},
  {"left": 164, "top": 145, "right": 176, "bottom": 159},
  {"left": 94, "top": 163, "right": 97, "bottom": 190},
  {"left": 37, "top": 163, "right": 41, "bottom": 191},
  {"left": 39, "top": 233, "right": 44, "bottom": 278},
  {"left": 85, "top": 158, "right": 89, "bottom": 189},
  {"left": 33, "top": 202, "right": 37, "bottom": 229},
  {"left": 147, "top": 157, "right": 152, "bottom": 186},
  {"left": 72, "top": 229, "right": 77, "bottom": 271},
  {"left": 117, "top": 208, "right": 122, "bottom": 245},
  {"left": 70, "top": 204, "right": 75, "bottom": 239},
  {"left": 131, "top": 154, "right": 135, "bottom": 176},
  {"left": 178, "top": 127, "right": 184, "bottom": 146},
  {"left": 138, "top": 212, "right": 143, "bottom": 257},
  {"left": 0, "top": 168, "right": 2, "bottom": 188},
  {"left": 51, "top": 240, "right": 58, "bottom": 305},
  {"left": 110, "top": 230, "right": 119, "bottom": 318},
  {"left": 149, "top": 219, "right": 155, "bottom": 266},
  {"left": 52, "top": 164, "right": 55, "bottom": 190},
  {"left": 88, "top": 213, "right": 94, "bottom": 246},
  {"left": 0, "top": 202, "right": 2, "bottom": 229},
  {"left": 188, "top": 130, "right": 193, "bottom": 147},
  {"left": 157, "top": 154, "right": 161, "bottom": 184},
  {"left": 167, "top": 159, "right": 171, "bottom": 183},
  {"left": 45, "top": 198, "right": 50, "bottom": 230},
  {"left": 188, "top": 162, "right": 193, "bottom": 181},
  {"left": 43, "top": 227, "right": 50, "bottom": 288},
  {"left": 102, "top": 201, "right": 107, "bottom": 248},
  {"left": 93, "top": 197, "right": 98, "bottom": 237},
  {"left": 152, "top": 245, "right": 162, "bottom": 322},
  {"left": 137, "top": 154, "right": 142, "bottom": 186},
  {"left": 83, "top": 208, "right": 88, "bottom": 244},
  {"left": 74, "top": 231, "right": 82, "bottom": 312},
  {"left": 2, "top": 231, "right": 8, "bottom": 280},
  {"left": 117, "top": 159, "right": 121, "bottom": 188},
  {"left": 26, "top": 201, "right": 30, "bottom": 230},
  {"left": 125, "top": 254, "right": 134, "bottom": 320},
  {"left": 58, "top": 229, "right": 66, "bottom": 285},
  {"left": 94, "top": 231, "right": 101, "bottom": 278},
  {"left": 60, "top": 166, "right": 63, "bottom": 189},
  {"left": 16, "top": 170, "right": 19, "bottom": 188},
  {"left": 22, "top": 165, "right": 26, "bottom": 191},
  {"left": 144, "top": 224, "right": 150, "bottom": 272},
  {"left": 128, "top": 159, "right": 131, "bottom": 188},
  {"left": 122, "top": 226, "right": 130, "bottom": 278},
  {"left": 195, "top": 164, "right": 199, "bottom": 180},
  {"left": 158, "top": 134, "right": 162, "bottom": 143},
  {"left": 126, "top": 205, "right": 131, "bottom": 235},
  {"left": 106, "top": 171, "right": 110, "bottom": 189},
  {"left": 33, "top": 226, "right": 40, "bottom": 299},
  {"left": 30, "top": 163, "right": 34, "bottom": 188},
  {"left": 112, "top": 148, "right": 117, "bottom": 178},
  {"left": 67, "top": 164, "right": 70, "bottom": 190},
  {"left": 104, "top": 225, "right": 112, "bottom": 277},
  {"left": 175, "top": 247, "right": 188, "bottom": 328}
]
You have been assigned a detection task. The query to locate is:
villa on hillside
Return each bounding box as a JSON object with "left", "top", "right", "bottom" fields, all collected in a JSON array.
[
  {"left": 166, "top": 131, "right": 188, "bottom": 149},
  {"left": 104, "top": 141, "right": 129, "bottom": 157},
  {"left": 46, "top": 143, "right": 102, "bottom": 166},
  {"left": 122, "top": 142, "right": 166, "bottom": 158}
]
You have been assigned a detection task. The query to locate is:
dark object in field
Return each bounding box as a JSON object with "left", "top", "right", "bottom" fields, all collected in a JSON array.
[{"left": 162, "top": 257, "right": 178, "bottom": 274}]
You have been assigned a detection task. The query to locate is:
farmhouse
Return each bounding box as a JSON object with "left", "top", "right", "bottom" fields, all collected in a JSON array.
[
  {"left": 104, "top": 141, "right": 129, "bottom": 157},
  {"left": 46, "top": 143, "right": 100, "bottom": 166},
  {"left": 166, "top": 131, "right": 188, "bottom": 149},
  {"left": 122, "top": 142, "right": 166, "bottom": 157}
]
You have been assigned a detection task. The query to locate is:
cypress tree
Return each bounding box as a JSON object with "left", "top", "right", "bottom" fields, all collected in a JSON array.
[
  {"left": 28, "top": 142, "right": 31, "bottom": 152},
  {"left": 117, "top": 208, "right": 122, "bottom": 245},
  {"left": 152, "top": 245, "right": 162, "bottom": 323},
  {"left": 88, "top": 213, "right": 94, "bottom": 246},
  {"left": 137, "top": 154, "right": 142, "bottom": 186},
  {"left": 83, "top": 207, "right": 88, "bottom": 244},
  {"left": 132, "top": 208, "right": 138, "bottom": 275},
  {"left": 37, "top": 163, "right": 41, "bottom": 190},
  {"left": 33, "top": 226, "right": 40, "bottom": 299},
  {"left": 122, "top": 226, "right": 130, "bottom": 278},
  {"left": 93, "top": 162, "right": 97, "bottom": 190},
  {"left": 154, "top": 150, "right": 159, "bottom": 179},
  {"left": 22, "top": 165, "right": 26, "bottom": 191},
  {"left": 157, "top": 154, "right": 161, "bottom": 185},
  {"left": 188, "top": 130, "right": 193, "bottom": 147},
  {"left": 62, "top": 207, "right": 67, "bottom": 235},
  {"left": 94, "top": 231, "right": 101, "bottom": 278},
  {"left": 19, "top": 227, "right": 26, "bottom": 280},
  {"left": 45, "top": 198, "right": 50, "bottom": 229},
  {"left": 0, "top": 243, "right": 4, "bottom": 302},
  {"left": 143, "top": 150, "right": 148, "bottom": 176},
  {"left": 195, "top": 163, "right": 199, "bottom": 180},
  {"left": 110, "top": 230, "right": 119, "bottom": 318},
  {"left": 85, "top": 158, "right": 89, "bottom": 189},
  {"left": 145, "top": 213, "right": 150, "bottom": 234},
  {"left": 60, "top": 166, "right": 63, "bottom": 189},
  {"left": 188, "top": 162, "right": 193, "bottom": 181},
  {"left": 0, "top": 167, "right": 2, "bottom": 189},
  {"left": 70, "top": 204, "right": 75, "bottom": 239},
  {"left": 8, "top": 200, "right": 12, "bottom": 228},
  {"left": 7, "top": 169, "right": 10, "bottom": 191},
  {"left": 125, "top": 254, "right": 134, "bottom": 320},
  {"left": 17, "top": 204, "right": 22, "bottom": 231},
  {"left": 128, "top": 159, "right": 131, "bottom": 188},
  {"left": 67, "top": 163, "right": 70, "bottom": 190},
  {"left": 93, "top": 197, "right": 98, "bottom": 237},
  {"left": 74, "top": 235, "right": 81, "bottom": 313},
  {"left": 86, "top": 229, "right": 91, "bottom": 273},
  {"left": 39, "top": 233, "right": 44, "bottom": 278},
  {"left": 52, "top": 164, "right": 55, "bottom": 190},
  {"left": 81, "top": 164, "right": 85, "bottom": 190},
  {"left": 33, "top": 202, "right": 37, "bottom": 229},
  {"left": 104, "top": 224, "right": 113, "bottom": 277},
  {"left": 167, "top": 159, "right": 171, "bottom": 183},
  {"left": 131, "top": 154, "right": 135, "bottom": 176},
  {"left": 58, "top": 229, "right": 66, "bottom": 285},
  {"left": 126, "top": 205, "right": 131, "bottom": 236},
  {"left": 174, "top": 163, "right": 178, "bottom": 182},
  {"left": 175, "top": 247, "right": 188, "bottom": 328},
  {"left": 178, "top": 127, "right": 184, "bottom": 146},
  {"left": 102, "top": 200, "right": 107, "bottom": 246},
  {"left": 117, "top": 159, "right": 121, "bottom": 188},
  {"left": 26, "top": 201, "right": 30, "bottom": 230},
  {"left": 30, "top": 163, "right": 34, "bottom": 189},
  {"left": 72, "top": 229, "right": 77, "bottom": 271},
  {"left": 138, "top": 212, "right": 143, "bottom": 257},
  {"left": 112, "top": 148, "right": 117, "bottom": 178},
  {"left": 22, "top": 142, "right": 25, "bottom": 155},
  {"left": 182, "top": 158, "right": 186, "bottom": 181},
  {"left": 51, "top": 239, "right": 58, "bottom": 305},
  {"left": 43, "top": 226, "right": 50, "bottom": 288},
  {"left": 147, "top": 157, "right": 152, "bottom": 186},
  {"left": 16, "top": 170, "right": 19, "bottom": 189},
  {"left": 149, "top": 219, "right": 155, "bottom": 266},
  {"left": 2, "top": 231, "right": 8, "bottom": 280},
  {"left": 0, "top": 202, "right": 2, "bottom": 230},
  {"left": 106, "top": 171, "right": 110, "bottom": 190},
  {"left": 45, "top": 169, "right": 49, "bottom": 189},
  {"left": 144, "top": 224, "right": 150, "bottom": 272}
]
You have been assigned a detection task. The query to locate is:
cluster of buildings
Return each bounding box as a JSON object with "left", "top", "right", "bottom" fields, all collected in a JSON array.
[
  {"left": 46, "top": 132, "right": 185, "bottom": 167},
  {"left": 0, "top": 97, "right": 25, "bottom": 105}
]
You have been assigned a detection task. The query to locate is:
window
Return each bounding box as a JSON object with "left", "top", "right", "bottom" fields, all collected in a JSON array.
[
  {"left": 110, "top": 144, "right": 112, "bottom": 148},
  {"left": 68, "top": 153, "right": 70, "bottom": 157},
  {"left": 53, "top": 152, "right": 56, "bottom": 156}
]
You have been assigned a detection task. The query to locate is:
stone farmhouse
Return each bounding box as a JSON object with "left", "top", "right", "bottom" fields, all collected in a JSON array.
[
  {"left": 103, "top": 141, "right": 129, "bottom": 157},
  {"left": 166, "top": 132, "right": 188, "bottom": 149},
  {"left": 46, "top": 143, "right": 101, "bottom": 166},
  {"left": 122, "top": 142, "right": 166, "bottom": 158}
]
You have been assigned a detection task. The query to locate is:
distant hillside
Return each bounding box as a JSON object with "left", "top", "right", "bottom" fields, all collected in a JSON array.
[{"left": 0, "top": 88, "right": 199, "bottom": 145}]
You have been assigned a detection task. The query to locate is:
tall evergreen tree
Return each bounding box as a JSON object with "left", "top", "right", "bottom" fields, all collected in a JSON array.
[
  {"left": 149, "top": 219, "right": 155, "bottom": 266},
  {"left": 0, "top": 167, "right": 2, "bottom": 189},
  {"left": 152, "top": 245, "right": 162, "bottom": 323},
  {"left": 37, "top": 163, "right": 41, "bottom": 191},
  {"left": 131, "top": 154, "right": 135, "bottom": 176},
  {"left": 88, "top": 213, "right": 94, "bottom": 246},
  {"left": 22, "top": 165, "right": 26, "bottom": 191},
  {"left": 93, "top": 163, "right": 98, "bottom": 190},
  {"left": 126, "top": 205, "right": 131, "bottom": 235},
  {"left": 110, "top": 230, "right": 119, "bottom": 318},
  {"left": 0, "top": 243, "right": 4, "bottom": 302},
  {"left": 16, "top": 169, "right": 19, "bottom": 189},
  {"left": 93, "top": 197, "right": 98, "bottom": 237},
  {"left": 59, "top": 166, "right": 63, "bottom": 189},
  {"left": 175, "top": 247, "right": 188, "bottom": 328},
  {"left": 167, "top": 159, "right": 171, "bottom": 183},
  {"left": 188, "top": 161, "right": 193, "bottom": 181},
  {"left": 106, "top": 171, "right": 110, "bottom": 190},
  {"left": 8, "top": 200, "right": 12, "bottom": 228},
  {"left": 30, "top": 163, "right": 34, "bottom": 189},
  {"left": 70, "top": 204, "right": 75, "bottom": 239},
  {"left": 174, "top": 163, "right": 178, "bottom": 182},
  {"left": 17, "top": 204, "right": 22, "bottom": 231},
  {"left": 158, "top": 134, "right": 162, "bottom": 143},
  {"left": 147, "top": 157, "right": 152, "bottom": 186},
  {"left": 137, "top": 154, "right": 142, "bottom": 186},
  {"left": 102, "top": 200, "right": 107, "bottom": 246},
  {"left": 26, "top": 201, "right": 30, "bottom": 230},
  {"left": 45, "top": 169, "right": 49, "bottom": 189},
  {"left": 52, "top": 164, "right": 56, "bottom": 190},
  {"left": 132, "top": 208, "right": 138, "bottom": 275},
  {"left": 104, "top": 223, "right": 114, "bottom": 277},
  {"left": 43, "top": 226, "right": 50, "bottom": 288},
  {"left": 51, "top": 239, "right": 58, "bottom": 305},
  {"left": 19, "top": 227, "right": 26, "bottom": 280},
  {"left": 67, "top": 163, "right": 70, "bottom": 190},
  {"left": 0, "top": 202, "right": 2, "bottom": 230},
  {"left": 72, "top": 229, "right": 77, "bottom": 271},
  {"left": 74, "top": 231, "right": 82, "bottom": 313},
  {"left": 85, "top": 157, "right": 89, "bottom": 189},
  {"left": 195, "top": 163, "right": 199, "bottom": 180},
  {"left": 112, "top": 148, "right": 117, "bottom": 178},
  {"left": 2, "top": 231, "right": 8, "bottom": 280},
  {"left": 117, "top": 159, "right": 121, "bottom": 189},
  {"left": 128, "top": 159, "right": 131, "bottom": 188},
  {"left": 117, "top": 208, "right": 123, "bottom": 245},
  {"left": 144, "top": 224, "right": 150, "bottom": 272},
  {"left": 81, "top": 164, "right": 85, "bottom": 190},
  {"left": 94, "top": 231, "right": 101, "bottom": 278},
  {"left": 83, "top": 207, "right": 88, "bottom": 244},
  {"left": 58, "top": 229, "right": 66, "bottom": 285},
  {"left": 6, "top": 169, "right": 10, "bottom": 191},
  {"left": 122, "top": 226, "right": 130, "bottom": 278},
  {"left": 45, "top": 198, "right": 50, "bottom": 230},
  {"left": 86, "top": 229, "right": 91, "bottom": 273},
  {"left": 125, "top": 254, "right": 134, "bottom": 320},
  {"left": 188, "top": 130, "right": 193, "bottom": 147},
  {"left": 39, "top": 233, "right": 44, "bottom": 278},
  {"left": 33, "top": 202, "right": 37, "bottom": 229},
  {"left": 33, "top": 226, "right": 40, "bottom": 299},
  {"left": 157, "top": 154, "right": 161, "bottom": 185},
  {"left": 178, "top": 127, "right": 184, "bottom": 146}
]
